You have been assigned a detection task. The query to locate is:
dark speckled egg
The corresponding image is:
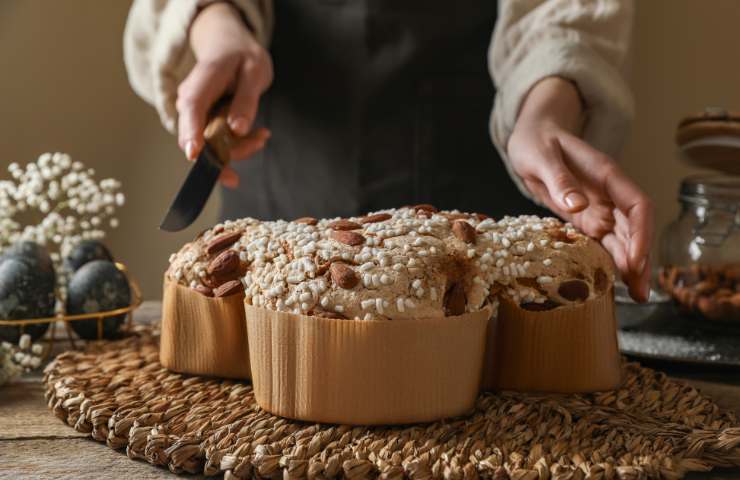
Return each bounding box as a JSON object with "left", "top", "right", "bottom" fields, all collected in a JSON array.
[
  {"left": 0, "top": 258, "right": 54, "bottom": 343},
  {"left": 1, "top": 241, "right": 56, "bottom": 286},
  {"left": 64, "top": 240, "right": 114, "bottom": 272},
  {"left": 67, "top": 260, "right": 131, "bottom": 339}
]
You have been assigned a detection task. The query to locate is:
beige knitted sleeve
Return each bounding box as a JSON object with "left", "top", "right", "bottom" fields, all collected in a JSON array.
[
  {"left": 489, "top": 0, "right": 635, "bottom": 199},
  {"left": 123, "top": 0, "right": 273, "bottom": 133}
]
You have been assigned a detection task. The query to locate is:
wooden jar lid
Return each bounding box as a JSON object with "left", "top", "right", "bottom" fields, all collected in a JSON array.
[
  {"left": 676, "top": 108, "right": 740, "bottom": 174},
  {"left": 677, "top": 108, "right": 740, "bottom": 145}
]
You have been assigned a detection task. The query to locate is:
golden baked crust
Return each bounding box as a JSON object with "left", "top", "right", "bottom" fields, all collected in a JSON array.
[{"left": 166, "top": 207, "right": 615, "bottom": 320}]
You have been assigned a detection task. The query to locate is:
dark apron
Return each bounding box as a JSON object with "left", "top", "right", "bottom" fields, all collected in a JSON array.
[{"left": 221, "top": 0, "right": 548, "bottom": 221}]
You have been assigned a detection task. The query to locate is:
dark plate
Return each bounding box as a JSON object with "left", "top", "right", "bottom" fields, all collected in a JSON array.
[{"left": 618, "top": 308, "right": 740, "bottom": 369}]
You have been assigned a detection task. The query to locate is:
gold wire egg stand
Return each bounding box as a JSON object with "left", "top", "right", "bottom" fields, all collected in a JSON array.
[{"left": 0, "top": 262, "right": 142, "bottom": 359}]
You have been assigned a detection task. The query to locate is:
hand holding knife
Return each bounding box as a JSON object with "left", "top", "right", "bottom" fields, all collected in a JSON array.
[
  {"left": 159, "top": 99, "right": 268, "bottom": 232},
  {"left": 161, "top": 3, "right": 273, "bottom": 232}
]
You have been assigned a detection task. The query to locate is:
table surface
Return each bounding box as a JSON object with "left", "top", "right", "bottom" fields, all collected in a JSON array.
[{"left": 2, "top": 301, "right": 740, "bottom": 479}]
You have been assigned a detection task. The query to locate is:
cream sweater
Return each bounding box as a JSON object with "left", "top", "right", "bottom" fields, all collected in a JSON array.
[{"left": 123, "top": 0, "right": 634, "bottom": 199}]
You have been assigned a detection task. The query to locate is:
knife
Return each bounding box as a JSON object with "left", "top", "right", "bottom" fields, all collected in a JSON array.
[{"left": 160, "top": 103, "right": 234, "bottom": 232}]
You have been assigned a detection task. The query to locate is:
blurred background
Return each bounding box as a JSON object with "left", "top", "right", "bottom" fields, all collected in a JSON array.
[{"left": 0, "top": 0, "right": 737, "bottom": 299}]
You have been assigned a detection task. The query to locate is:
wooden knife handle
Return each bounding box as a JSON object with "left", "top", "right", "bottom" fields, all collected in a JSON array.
[{"left": 203, "top": 100, "right": 234, "bottom": 165}]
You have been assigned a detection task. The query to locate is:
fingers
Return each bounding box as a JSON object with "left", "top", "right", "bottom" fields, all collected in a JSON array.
[
  {"left": 219, "top": 166, "right": 239, "bottom": 189},
  {"left": 229, "top": 127, "right": 271, "bottom": 160},
  {"left": 561, "top": 135, "right": 654, "bottom": 267},
  {"left": 571, "top": 195, "right": 615, "bottom": 239},
  {"left": 635, "top": 253, "right": 652, "bottom": 302},
  {"left": 176, "top": 60, "right": 236, "bottom": 160},
  {"left": 523, "top": 178, "right": 564, "bottom": 214},
  {"left": 534, "top": 174, "right": 649, "bottom": 303},
  {"left": 560, "top": 135, "right": 654, "bottom": 301},
  {"left": 602, "top": 231, "right": 648, "bottom": 302},
  {"left": 526, "top": 164, "right": 615, "bottom": 240},
  {"left": 227, "top": 57, "right": 270, "bottom": 136},
  {"left": 214, "top": 128, "right": 270, "bottom": 189},
  {"left": 601, "top": 232, "right": 628, "bottom": 273},
  {"left": 621, "top": 254, "right": 651, "bottom": 302},
  {"left": 515, "top": 137, "right": 589, "bottom": 214},
  {"left": 217, "top": 128, "right": 271, "bottom": 188}
]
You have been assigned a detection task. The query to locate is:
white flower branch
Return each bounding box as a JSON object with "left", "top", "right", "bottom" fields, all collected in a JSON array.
[{"left": 0, "top": 153, "right": 125, "bottom": 380}]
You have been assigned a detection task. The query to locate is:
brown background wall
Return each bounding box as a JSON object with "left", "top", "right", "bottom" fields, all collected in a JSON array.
[{"left": 0, "top": 1, "right": 736, "bottom": 299}]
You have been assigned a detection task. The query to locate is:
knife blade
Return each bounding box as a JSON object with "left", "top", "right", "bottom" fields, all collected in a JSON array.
[{"left": 160, "top": 107, "right": 233, "bottom": 232}]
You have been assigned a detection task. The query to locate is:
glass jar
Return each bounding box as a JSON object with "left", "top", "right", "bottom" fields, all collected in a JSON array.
[{"left": 659, "top": 175, "right": 740, "bottom": 323}]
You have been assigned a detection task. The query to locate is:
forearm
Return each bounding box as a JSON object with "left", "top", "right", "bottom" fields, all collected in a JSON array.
[
  {"left": 191, "top": 2, "right": 250, "bottom": 52},
  {"left": 489, "top": 0, "right": 634, "bottom": 200},
  {"left": 513, "top": 77, "right": 584, "bottom": 142},
  {"left": 123, "top": 0, "right": 274, "bottom": 133}
]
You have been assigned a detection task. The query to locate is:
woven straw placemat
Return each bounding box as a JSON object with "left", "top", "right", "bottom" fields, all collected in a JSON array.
[{"left": 44, "top": 327, "right": 740, "bottom": 479}]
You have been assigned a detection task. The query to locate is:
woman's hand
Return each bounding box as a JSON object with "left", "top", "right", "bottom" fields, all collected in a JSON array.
[
  {"left": 177, "top": 2, "right": 273, "bottom": 188},
  {"left": 507, "top": 77, "right": 654, "bottom": 302}
]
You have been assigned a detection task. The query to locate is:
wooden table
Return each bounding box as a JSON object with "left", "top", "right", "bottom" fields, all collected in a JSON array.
[{"left": 1, "top": 301, "right": 740, "bottom": 479}]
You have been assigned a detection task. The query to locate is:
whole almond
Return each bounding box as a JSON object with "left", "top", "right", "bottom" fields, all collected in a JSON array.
[
  {"left": 294, "top": 216, "right": 318, "bottom": 225},
  {"left": 546, "top": 227, "right": 577, "bottom": 244},
  {"left": 718, "top": 297, "right": 735, "bottom": 318},
  {"left": 715, "top": 288, "right": 734, "bottom": 298},
  {"left": 318, "top": 310, "right": 347, "bottom": 319},
  {"left": 206, "top": 231, "right": 242, "bottom": 255},
  {"left": 213, "top": 280, "right": 243, "bottom": 298},
  {"left": 194, "top": 285, "right": 213, "bottom": 297},
  {"left": 664, "top": 267, "right": 679, "bottom": 288},
  {"left": 317, "top": 255, "right": 353, "bottom": 276},
  {"left": 203, "top": 274, "right": 223, "bottom": 289},
  {"left": 330, "top": 230, "right": 365, "bottom": 246},
  {"left": 726, "top": 266, "right": 740, "bottom": 282},
  {"left": 558, "top": 279, "right": 590, "bottom": 302},
  {"left": 674, "top": 286, "right": 697, "bottom": 310},
  {"left": 474, "top": 213, "right": 490, "bottom": 221},
  {"left": 658, "top": 267, "right": 670, "bottom": 290},
  {"left": 680, "top": 265, "right": 701, "bottom": 286},
  {"left": 207, "top": 249, "right": 240, "bottom": 278},
  {"left": 444, "top": 282, "right": 466, "bottom": 316},
  {"left": 452, "top": 220, "right": 476, "bottom": 244},
  {"left": 361, "top": 213, "right": 392, "bottom": 224},
  {"left": 731, "top": 293, "right": 740, "bottom": 308},
  {"left": 413, "top": 204, "right": 438, "bottom": 213},
  {"left": 694, "top": 280, "right": 717, "bottom": 295},
  {"left": 328, "top": 219, "right": 362, "bottom": 231},
  {"left": 330, "top": 262, "right": 358, "bottom": 289},
  {"left": 697, "top": 296, "right": 720, "bottom": 318},
  {"left": 441, "top": 213, "right": 470, "bottom": 221}
]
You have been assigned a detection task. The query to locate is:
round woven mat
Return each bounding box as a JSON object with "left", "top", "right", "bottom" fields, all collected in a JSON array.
[{"left": 44, "top": 327, "right": 740, "bottom": 479}]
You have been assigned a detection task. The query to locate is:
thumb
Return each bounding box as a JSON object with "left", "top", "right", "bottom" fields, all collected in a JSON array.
[{"left": 531, "top": 140, "right": 588, "bottom": 213}]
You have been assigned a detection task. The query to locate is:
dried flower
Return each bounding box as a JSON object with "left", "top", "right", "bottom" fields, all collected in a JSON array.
[
  {"left": 0, "top": 153, "right": 125, "bottom": 311},
  {"left": 0, "top": 334, "right": 44, "bottom": 386}
]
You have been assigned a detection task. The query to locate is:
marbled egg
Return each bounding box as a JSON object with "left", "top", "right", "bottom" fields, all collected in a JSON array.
[
  {"left": 0, "top": 258, "right": 54, "bottom": 343},
  {"left": 1, "top": 241, "right": 55, "bottom": 285},
  {"left": 64, "top": 240, "right": 113, "bottom": 272},
  {"left": 67, "top": 260, "right": 131, "bottom": 339}
]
